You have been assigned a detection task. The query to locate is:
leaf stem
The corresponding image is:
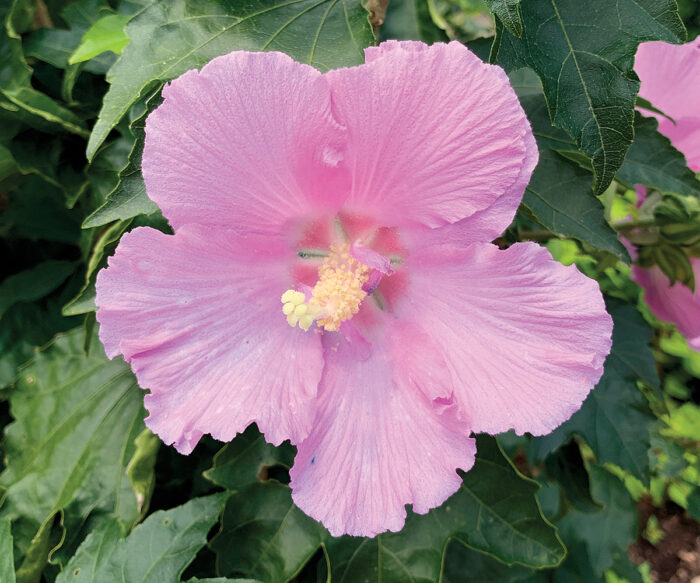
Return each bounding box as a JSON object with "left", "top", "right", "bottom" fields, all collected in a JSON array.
[{"left": 613, "top": 219, "right": 657, "bottom": 232}]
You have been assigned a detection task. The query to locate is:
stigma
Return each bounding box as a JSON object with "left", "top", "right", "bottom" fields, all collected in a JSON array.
[{"left": 281, "top": 244, "right": 370, "bottom": 332}]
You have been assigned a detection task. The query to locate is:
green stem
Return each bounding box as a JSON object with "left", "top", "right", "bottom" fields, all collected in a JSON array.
[{"left": 613, "top": 219, "right": 657, "bottom": 232}]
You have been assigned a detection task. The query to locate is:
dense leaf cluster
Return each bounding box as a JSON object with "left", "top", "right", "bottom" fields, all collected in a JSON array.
[{"left": 1, "top": 0, "right": 700, "bottom": 582}]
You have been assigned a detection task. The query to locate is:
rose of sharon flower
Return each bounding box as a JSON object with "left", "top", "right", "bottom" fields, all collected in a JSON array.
[
  {"left": 96, "top": 41, "right": 613, "bottom": 537},
  {"left": 634, "top": 38, "right": 700, "bottom": 351}
]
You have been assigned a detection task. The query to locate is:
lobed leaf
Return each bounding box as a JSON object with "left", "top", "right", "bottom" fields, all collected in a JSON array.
[
  {"left": 327, "top": 436, "right": 564, "bottom": 583},
  {"left": 208, "top": 433, "right": 563, "bottom": 582},
  {"left": 510, "top": 80, "right": 629, "bottom": 260},
  {"left": 494, "top": 0, "right": 686, "bottom": 195},
  {"left": 556, "top": 465, "right": 638, "bottom": 576},
  {"left": 211, "top": 482, "right": 327, "bottom": 583}
]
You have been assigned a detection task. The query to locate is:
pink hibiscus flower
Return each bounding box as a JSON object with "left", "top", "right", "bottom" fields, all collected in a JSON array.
[
  {"left": 96, "top": 41, "right": 613, "bottom": 537},
  {"left": 633, "top": 38, "right": 700, "bottom": 351}
]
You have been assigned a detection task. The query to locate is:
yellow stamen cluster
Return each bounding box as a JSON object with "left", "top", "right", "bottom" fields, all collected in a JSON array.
[
  {"left": 281, "top": 289, "right": 322, "bottom": 331},
  {"left": 281, "top": 244, "right": 370, "bottom": 332}
]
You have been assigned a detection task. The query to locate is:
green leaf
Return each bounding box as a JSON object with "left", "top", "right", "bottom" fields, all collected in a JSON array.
[
  {"left": 0, "top": 297, "right": 79, "bottom": 389},
  {"left": 63, "top": 220, "right": 131, "bottom": 315},
  {"left": 636, "top": 95, "right": 675, "bottom": 122},
  {"left": 616, "top": 113, "right": 700, "bottom": 195},
  {"left": 23, "top": 0, "right": 116, "bottom": 74},
  {"left": 83, "top": 86, "right": 162, "bottom": 228},
  {"left": 86, "top": 134, "right": 134, "bottom": 203},
  {"left": 69, "top": 13, "right": 131, "bottom": 63},
  {"left": 206, "top": 427, "right": 322, "bottom": 582},
  {"left": 557, "top": 465, "right": 638, "bottom": 576},
  {"left": 15, "top": 513, "right": 60, "bottom": 583},
  {"left": 523, "top": 148, "right": 629, "bottom": 261},
  {"left": 8, "top": 134, "right": 83, "bottom": 200},
  {"left": 0, "top": 143, "right": 20, "bottom": 190},
  {"left": 56, "top": 494, "right": 228, "bottom": 583},
  {"left": 0, "top": 260, "right": 75, "bottom": 319},
  {"left": 203, "top": 424, "right": 295, "bottom": 491},
  {"left": 485, "top": 0, "right": 522, "bottom": 37},
  {"left": 442, "top": 542, "right": 545, "bottom": 583},
  {"left": 607, "top": 553, "right": 646, "bottom": 583},
  {"left": 126, "top": 428, "right": 160, "bottom": 519},
  {"left": 54, "top": 519, "right": 124, "bottom": 583},
  {"left": 531, "top": 301, "right": 658, "bottom": 483},
  {"left": 493, "top": 0, "right": 685, "bottom": 195},
  {"left": 686, "top": 489, "right": 700, "bottom": 521},
  {"left": 442, "top": 435, "right": 564, "bottom": 567},
  {"left": 0, "top": 518, "right": 16, "bottom": 583},
  {"left": 185, "top": 579, "right": 262, "bottom": 583},
  {"left": 548, "top": 542, "right": 598, "bottom": 583},
  {"left": 327, "top": 435, "right": 564, "bottom": 582},
  {"left": 208, "top": 433, "right": 562, "bottom": 581},
  {"left": 211, "top": 481, "right": 327, "bottom": 583},
  {"left": 0, "top": 177, "right": 82, "bottom": 244},
  {"left": 86, "top": 0, "right": 375, "bottom": 159},
  {"left": 664, "top": 403, "right": 700, "bottom": 441},
  {"left": 380, "top": 0, "right": 448, "bottom": 43},
  {"left": 544, "top": 441, "right": 602, "bottom": 515},
  {"left": 0, "top": 328, "right": 145, "bottom": 565},
  {"left": 0, "top": 3, "right": 89, "bottom": 137},
  {"left": 514, "top": 89, "right": 629, "bottom": 260}
]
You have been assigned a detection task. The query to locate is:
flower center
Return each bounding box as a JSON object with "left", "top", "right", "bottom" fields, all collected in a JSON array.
[{"left": 281, "top": 243, "right": 370, "bottom": 332}]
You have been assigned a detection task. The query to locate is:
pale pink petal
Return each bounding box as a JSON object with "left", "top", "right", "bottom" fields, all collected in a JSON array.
[
  {"left": 290, "top": 324, "right": 476, "bottom": 537},
  {"left": 325, "top": 41, "right": 537, "bottom": 234},
  {"left": 656, "top": 116, "right": 700, "bottom": 172},
  {"left": 635, "top": 38, "right": 700, "bottom": 171},
  {"left": 394, "top": 241, "right": 613, "bottom": 436},
  {"left": 95, "top": 225, "right": 323, "bottom": 453},
  {"left": 142, "top": 51, "right": 346, "bottom": 233},
  {"left": 636, "top": 37, "right": 700, "bottom": 121},
  {"left": 633, "top": 260, "right": 700, "bottom": 352}
]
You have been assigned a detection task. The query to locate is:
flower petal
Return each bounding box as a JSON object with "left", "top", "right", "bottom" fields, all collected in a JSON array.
[
  {"left": 143, "top": 50, "right": 346, "bottom": 233},
  {"left": 636, "top": 37, "right": 700, "bottom": 122},
  {"left": 95, "top": 225, "right": 323, "bottom": 453},
  {"left": 633, "top": 261, "right": 700, "bottom": 352},
  {"left": 656, "top": 115, "right": 700, "bottom": 172},
  {"left": 289, "top": 324, "right": 476, "bottom": 537},
  {"left": 325, "top": 41, "right": 536, "bottom": 233},
  {"left": 396, "top": 241, "right": 613, "bottom": 436},
  {"left": 635, "top": 38, "right": 700, "bottom": 171}
]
